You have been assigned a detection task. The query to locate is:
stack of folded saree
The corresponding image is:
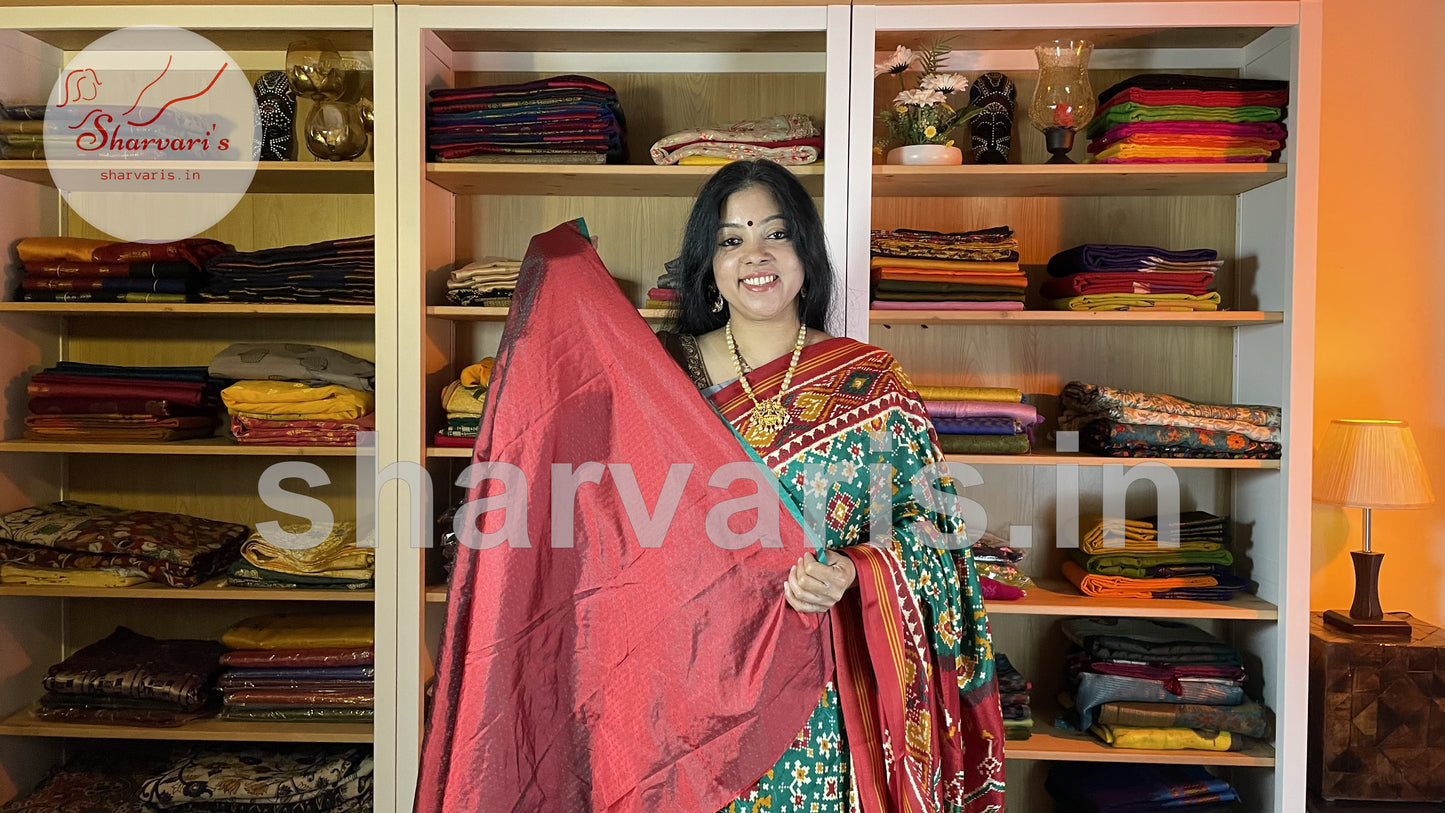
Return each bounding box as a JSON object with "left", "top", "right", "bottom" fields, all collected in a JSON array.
[
  {"left": 1061, "top": 380, "right": 1282, "bottom": 459},
  {"left": 140, "top": 747, "right": 374, "bottom": 812},
  {"left": 35, "top": 626, "right": 225, "bottom": 726},
  {"left": 917, "top": 384, "right": 1037, "bottom": 455},
  {"left": 1086, "top": 73, "right": 1290, "bottom": 164},
  {"left": 201, "top": 235, "right": 374, "bottom": 304},
  {"left": 969, "top": 530, "right": 1032, "bottom": 600},
  {"left": 445, "top": 257, "right": 522, "bottom": 306},
  {"left": 0, "top": 750, "right": 168, "bottom": 813},
  {"left": 1046, "top": 762, "right": 1241, "bottom": 812},
  {"left": 0, "top": 501, "right": 246, "bottom": 588},
  {"left": 25, "top": 361, "right": 221, "bottom": 442},
  {"left": 1044, "top": 243, "right": 1223, "bottom": 312},
  {"left": 649, "top": 114, "right": 822, "bottom": 165},
  {"left": 13, "top": 236, "right": 229, "bottom": 303},
  {"left": 427, "top": 75, "right": 625, "bottom": 164},
  {"left": 997, "top": 653, "right": 1033, "bottom": 741},
  {"left": 218, "top": 614, "right": 375, "bottom": 722},
  {"left": 1063, "top": 512, "right": 1248, "bottom": 600},
  {"left": 226, "top": 522, "right": 374, "bottom": 590},
  {"left": 644, "top": 257, "right": 684, "bottom": 309},
  {"left": 870, "top": 226, "right": 1027, "bottom": 311},
  {"left": 433, "top": 357, "right": 492, "bottom": 448},
  {"left": 1057, "top": 618, "right": 1274, "bottom": 752},
  {"left": 0, "top": 102, "right": 45, "bottom": 160},
  {"left": 213, "top": 342, "right": 376, "bottom": 447}
]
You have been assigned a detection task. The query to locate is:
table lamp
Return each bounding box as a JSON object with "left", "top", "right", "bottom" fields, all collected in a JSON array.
[{"left": 1315, "top": 419, "right": 1436, "bottom": 636}]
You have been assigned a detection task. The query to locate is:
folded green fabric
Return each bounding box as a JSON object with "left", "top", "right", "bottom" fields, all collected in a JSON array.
[
  {"left": 227, "top": 559, "right": 374, "bottom": 590},
  {"left": 1087, "top": 102, "right": 1284, "bottom": 137},
  {"left": 1071, "top": 547, "right": 1233, "bottom": 577},
  {"left": 938, "top": 433, "right": 1031, "bottom": 455}
]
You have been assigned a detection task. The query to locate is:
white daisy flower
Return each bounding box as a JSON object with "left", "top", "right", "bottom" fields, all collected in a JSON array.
[
  {"left": 921, "top": 73, "right": 968, "bottom": 95},
  {"left": 893, "top": 89, "right": 947, "bottom": 107},
  {"left": 874, "top": 46, "right": 917, "bottom": 77}
]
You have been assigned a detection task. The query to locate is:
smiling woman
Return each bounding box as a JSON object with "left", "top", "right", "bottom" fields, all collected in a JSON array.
[{"left": 656, "top": 159, "right": 1007, "bottom": 813}]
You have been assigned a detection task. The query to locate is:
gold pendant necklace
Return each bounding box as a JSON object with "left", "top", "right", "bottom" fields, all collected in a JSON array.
[{"left": 727, "top": 320, "right": 808, "bottom": 448}]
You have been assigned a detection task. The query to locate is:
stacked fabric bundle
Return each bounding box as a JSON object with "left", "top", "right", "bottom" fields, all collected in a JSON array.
[
  {"left": 14, "top": 236, "right": 229, "bottom": 303},
  {"left": 1063, "top": 512, "right": 1249, "bottom": 600},
  {"left": 35, "top": 627, "right": 225, "bottom": 726},
  {"left": 916, "top": 384, "right": 1038, "bottom": 455},
  {"left": 649, "top": 114, "right": 822, "bottom": 165},
  {"left": 0, "top": 102, "right": 45, "bottom": 160},
  {"left": 997, "top": 653, "right": 1033, "bottom": 741},
  {"left": 1060, "top": 380, "right": 1282, "bottom": 460},
  {"left": 446, "top": 257, "right": 522, "bottom": 306},
  {"left": 141, "top": 747, "right": 373, "bottom": 812},
  {"left": 1044, "top": 243, "right": 1223, "bottom": 312},
  {"left": 0, "top": 751, "right": 162, "bottom": 813},
  {"left": 433, "top": 357, "right": 492, "bottom": 448},
  {"left": 969, "top": 531, "right": 1032, "bottom": 600},
  {"left": 211, "top": 342, "right": 375, "bottom": 447},
  {"left": 201, "top": 235, "right": 374, "bottom": 304},
  {"left": 644, "top": 257, "right": 684, "bottom": 309},
  {"left": 1046, "top": 762, "right": 1241, "bottom": 813},
  {"left": 1058, "top": 618, "right": 1274, "bottom": 752},
  {"left": 25, "top": 361, "right": 221, "bottom": 442},
  {"left": 870, "top": 227, "right": 1027, "bottom": 311},
  {"left": 0, "top": 501, "right": 246, "bottom": 588},
  {"left": 227, "top": 522, "right": 374, "bottom": 590},
  {"left": 427, "top": 75, "right": 625, "bottom": 164},
  {"left": 218, "top": 613, "right": 375, "bottom": 723},
  {"left": 1086, "top": 73, "right": 1290, "bottom": 164}
]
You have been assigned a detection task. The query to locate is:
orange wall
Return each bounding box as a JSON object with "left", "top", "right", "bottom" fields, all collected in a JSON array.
[{"left": 1312, "top": 0, "right": 1445, "bottom": 625}]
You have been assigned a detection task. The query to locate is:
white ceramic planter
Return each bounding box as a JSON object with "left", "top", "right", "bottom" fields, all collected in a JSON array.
[{"left": 886, "top": 144, "right": 964, "bottom": 166}]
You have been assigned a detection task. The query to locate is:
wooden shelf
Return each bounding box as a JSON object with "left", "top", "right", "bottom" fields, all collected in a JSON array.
[
  {"left": 871, "top": 164, "right": 1288, "bottom": 198},
  {"left": 0, "top": 576, "right": 373, "bottom": 601},
  {"left": 427, "top": 445, "right": 475, "bottom": 458},
  {"left": 426, "top": 163, "right": 825, "bottom": 197},
  {"left": 0, "top": 707, "right": 373, "bottom": 743},
  {"left": 1003, "top": 713, "right": 1275, "bottom": 767},
  {"left": 870, "top": 310, "right": 1285, "bottom": 327},
  {"left": 0, "top": 161, "right": 374, "bottom": 195},
  {"left": 0, "top": 438, "right": 368, "bottom": 456},
  {"left": 426, "top": 584, "right": 447, "bottom": 603},
  {"left": 0, "top": 303, "right": 374, "bottom": 317},
  {"left": 942, "top": 451, "right": 1280, "bottom": 470},
  {"left": 988, "top": 581, "right": 1277, "bottom": 620},
  {"left": 434, "top": 28, "right": 824, "bottom": 53},
  {"left": 16, "top": 28, "right": 374, "bottom": 53},
  {"left": 881, "top": 26, "right": 1274, "bottom": 53},
  {"left": 427, "top": 305, "right": 669, "bottom": 321}
]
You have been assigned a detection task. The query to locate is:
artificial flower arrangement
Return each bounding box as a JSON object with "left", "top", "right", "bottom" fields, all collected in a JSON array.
[{"left": 874, "top": 39, "right": 981, "bottom": 153}]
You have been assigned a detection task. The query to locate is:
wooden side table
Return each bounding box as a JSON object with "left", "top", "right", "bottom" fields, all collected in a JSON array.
[{"left": 1309, "top": 612, "right": 1445, "bottom": 802}]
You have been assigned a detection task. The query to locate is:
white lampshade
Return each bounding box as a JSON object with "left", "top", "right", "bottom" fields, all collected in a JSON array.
[{"left": 1315, "top": 419, "right": 1436, "bottom": 508}]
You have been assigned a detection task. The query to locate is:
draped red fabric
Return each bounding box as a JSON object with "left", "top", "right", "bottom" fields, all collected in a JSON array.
[{"left": 415, "top": 220, "right": 833, "bottom": 813}]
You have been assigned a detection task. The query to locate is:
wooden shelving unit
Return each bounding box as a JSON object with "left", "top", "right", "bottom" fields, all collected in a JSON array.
[
  {"left": 426, "top": 163, "right": 826, "bottom": 197},
  {"left": 0, "top": 577, "right": 374, "bottom": 602},
  {"left": 0, "top": 161, "right": 375, "bottom": 195},
  {"left": 869, "top": 310, "right": 1285, "bottom": 327},
  {"left": 427, "top": 305, "right": 670, "bottom": 321},
  {"left": 0, "top": 439, "right": 371, "bottom": 456},
  {"left": 871, "top": 163, "right": 1288, "bottom": 198},
  {"left": 0, "top": 303, "right": 375, "bottom": 317},
  {"left": 0, "top": 708, "right": 373, "bottom": 744}
]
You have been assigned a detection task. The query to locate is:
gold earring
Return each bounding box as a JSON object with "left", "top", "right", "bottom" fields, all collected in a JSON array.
[{"left": 712, "top": 293, "right": 725, "bottom": 313}]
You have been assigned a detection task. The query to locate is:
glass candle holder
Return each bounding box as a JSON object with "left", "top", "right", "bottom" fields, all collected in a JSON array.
[
  {"left": 1028, "top": 39, "right": 1096, "bottom": 164},
  {"left": 285, "top": 39, "right": 346, "bottom": 101},
  {"left": 304, "top": 100, "right": 368, "bottom": 161}
]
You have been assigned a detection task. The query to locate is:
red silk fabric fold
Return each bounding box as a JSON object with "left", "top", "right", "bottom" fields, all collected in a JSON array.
[{"left": 415, "top": 220, "right": 831, "bottom": 813}]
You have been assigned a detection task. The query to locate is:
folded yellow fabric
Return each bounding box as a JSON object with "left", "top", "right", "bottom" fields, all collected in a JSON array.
[
  {"left": 240, "top": 521, "right": 374, "bottom": 578},
  {"left": 1079, "top": 515, "right": 1226, "bottom": 555},
  {"left": 677, "top": 155, "right": 732, "bottom": 165},
  {"left": 441, "top": 380, "right": 487, "bottom": 416},
  {"left": 1062, "top": 559, "right": 1216, "bottom": 599},
  {"left": 222, "top": 612, "right": 374, "bottom": 650},
  {"left": 15, "top": 237, "right": 114, "bottom": 263},
  {"left": 221, "top": 380, "right": 374, "bottom": 421},
  {"left": 1091, "top": 143, "right": 1274, "bottom": 162},
  {"left": 1052, "top": 293, "right": 1222, "bottom": 312},
  {"left": 914, "top": 385, "right": 1023, "bottom": 403},
  {"left": 1090, "top": 723, "right": 1238, "bottom": 751},
  {"left": 460, "top": 358, "right": 495, "bottom": 388},
  {"left": 0, "top": 562, "right": 148, "bottom": 587}
]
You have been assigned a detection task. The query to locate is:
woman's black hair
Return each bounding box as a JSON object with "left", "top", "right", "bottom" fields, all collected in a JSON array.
[{"left": 669, "top": 159, "right": 833, "bottom": 336}]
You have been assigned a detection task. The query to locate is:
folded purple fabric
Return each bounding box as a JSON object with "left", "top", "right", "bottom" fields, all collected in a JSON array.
[
  {"left": 931, "top": 416, "right": 1023, "bottom": 435},
  {"left": 924, "top": 400, "right": 1041, "bottom": 425},
  {"left": 870, "top": 301, "right": 1025, "bottom": 311},
  {"left": 1047, "top": 244, "right": 1219, "bottom": 277},
  {"left": 1089, "top": 120, "right": 1288, "bottom": 151}
]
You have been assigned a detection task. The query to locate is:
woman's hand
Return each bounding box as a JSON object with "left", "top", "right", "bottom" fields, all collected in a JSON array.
[{"left": 783, "top": 550, "right": 857, "bottom": 613}]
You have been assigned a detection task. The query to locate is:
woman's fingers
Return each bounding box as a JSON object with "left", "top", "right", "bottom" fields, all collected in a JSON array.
[{"left": 787, "top": 559, "right": 843, "bottom": 610}]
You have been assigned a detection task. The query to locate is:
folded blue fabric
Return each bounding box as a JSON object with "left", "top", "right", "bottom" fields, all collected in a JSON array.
[{"left": 1047, "top": 243, "right": 1219, "bottom": 276}]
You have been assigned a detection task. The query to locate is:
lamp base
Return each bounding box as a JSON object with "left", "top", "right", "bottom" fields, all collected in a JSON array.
[
  {"left": 1043, "top": 127, "right": 1076, "bottom": 164},
  {"left": 1323, "top": 609, "right": 1413, "bottom": 637}
]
